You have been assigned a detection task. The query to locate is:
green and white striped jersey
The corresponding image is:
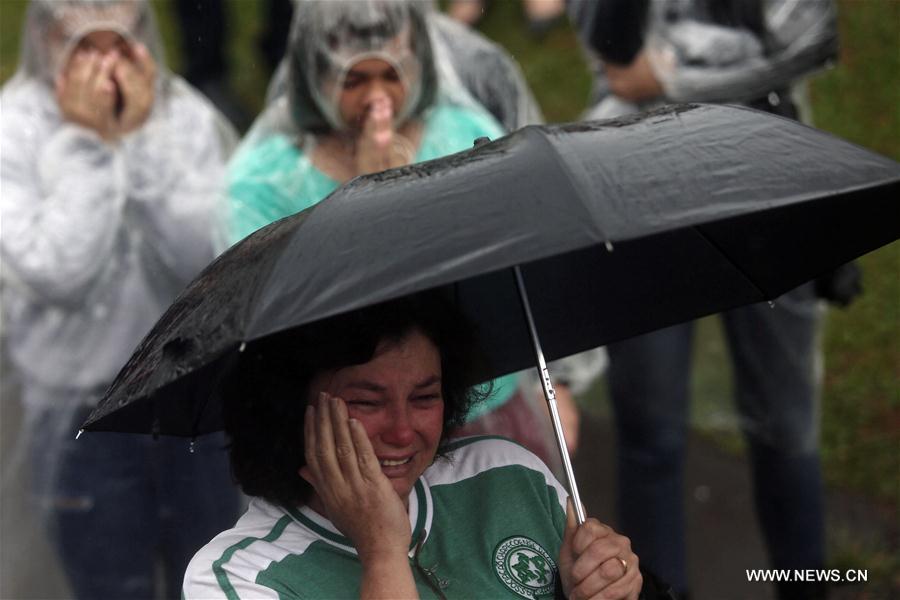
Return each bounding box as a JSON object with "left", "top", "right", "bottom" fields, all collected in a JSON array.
[{"left": 184, "top": 436, "right": 569, "bottom": 599}]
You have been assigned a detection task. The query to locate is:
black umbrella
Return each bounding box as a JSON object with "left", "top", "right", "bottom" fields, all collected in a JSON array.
[{"left": 83, "top": 103, "right": 900, "bottom": 524}]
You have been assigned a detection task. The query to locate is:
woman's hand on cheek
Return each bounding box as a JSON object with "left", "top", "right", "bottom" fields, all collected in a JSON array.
[
  {"left": 300, "top": 393, "right": 412, "bottom": 564},
  {"left": 558, "top": 500, "right": 642, "bottom": 600}
]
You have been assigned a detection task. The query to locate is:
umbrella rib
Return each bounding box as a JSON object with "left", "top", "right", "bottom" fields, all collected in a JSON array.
[
  {"left": 188, "top": 375, "right": 214, "bottom": 440},
  {"left": 525, "top": 127, "right": 613, "bottom": 245},
  {"left": 244, "top": 215, "right": 316, "bottom": 337},
  {"left": 188, "top": 348, "right": 242, "bottom": 438},
  {"left": 692, "top": 225, "right": 771, "bottom": 301}
]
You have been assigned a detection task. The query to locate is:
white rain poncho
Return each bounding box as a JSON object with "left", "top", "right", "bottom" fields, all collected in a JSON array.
[
  {"left": 569, "top": 0, "right": 838, "bottom": 121},
  {"left": 0, "top": 0, "right": 236, "bottom": 499},
  {"left": 264, "top": 8, "right": 542, "bottom": 134}
]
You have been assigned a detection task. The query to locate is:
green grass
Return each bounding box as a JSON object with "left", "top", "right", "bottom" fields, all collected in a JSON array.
[
  {"left": 1, "top": 0, "right": 897, "bottom": 507},
  {"left": 470, "top": 0, "right": 591, "bottom": 122},
  {"left": 811, "top": 1, "right": 900, "bottom": 510}
]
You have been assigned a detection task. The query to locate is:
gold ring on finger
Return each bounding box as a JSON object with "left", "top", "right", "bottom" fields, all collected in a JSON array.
[{"left": 618, "top": 558, "right": 628, "bottom": 574}]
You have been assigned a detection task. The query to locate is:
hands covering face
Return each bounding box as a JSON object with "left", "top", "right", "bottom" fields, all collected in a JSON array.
[
  {"left": 559, "top": 501, "right": 643, "bottom": 600},
  {"left": 354, "top": 96, "right": 416, "bottom": 176},
  {"left": 299, "top": 393, "right": 413, "bottom": 564},
  {"left": 55, "top": 42, "right": 157, "bottom": 141}
]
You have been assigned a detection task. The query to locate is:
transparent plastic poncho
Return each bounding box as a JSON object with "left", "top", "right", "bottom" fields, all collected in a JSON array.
[
  {"left": 566, "top": 0, "right": 831, "bottom": 449},
  {"left": 263, "top": 2, "right": 541, "bottom": 134},
  {"left": 220, "top": 0, "right": 545, "bottom": 250},
  {"left": 0, "top": 0, "right": 237, "bottom": 529},
  {"left": 222, "top": 0, "right": 603, "bottom": 476},
  {"left": 569, "top": 0, "right": 838, "bottom": 121}
]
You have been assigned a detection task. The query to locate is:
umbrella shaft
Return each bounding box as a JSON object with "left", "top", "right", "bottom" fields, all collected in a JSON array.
[{"left": 513, "top": 266, "right": 587, "bottom": 525}]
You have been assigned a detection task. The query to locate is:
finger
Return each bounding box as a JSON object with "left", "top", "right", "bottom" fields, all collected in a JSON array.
[
  {"left": 329, "top": 395, "right": 362, "bottom": 481},
  {"left": 559, "top": 499, "right": 577, "bottom": 573},
  {"left": 349, "top": 417, "right": 382, "bottom": 482},
  {"left": 563, "top": 498, "right": 577, "bottom": 542},
  {"left": 131, "top": 42, "right": 156, "bottom": 75},
  {"left": 367, "top": 99, "right": 393, "bottom": 148},
  {"left": 83, "top": 53, "right": 109, "bottom": 111},
  {"left": 314, "top": 392, "right": 342, "bottom": 482},
  {"left": 69, "top": 52, "right": 97, "bottom": 110},
  {"left": 82, "top": 50, "right": 104, "bottom": 87},
  {"left": 583, "top": 553, "right": 642, "bottom": 600},
  {"left": 567, "top": 568, "right": 613, "bottom": 600},
  {"left": 362, "top": 97, "right": 391, "bottom": 129},
  {"left": 572, "top": 518, "right": 612, "bottom": 555},
  {"left": 569, "top": 561, "right": 640, "bottom": 600},
  {"left": 370, "top": 97, "right": 392, "bottom": 125},
  {"left": 132, "top": 42, "right": 157, "bottom": 79},
  {"left": 303, "top": 403, "right": 320, "bottom": 476},
  {"left": 113, "top": 58, "right": 138, "bottom": 95},
  {"left": 298, "top": 465, "right": 317, "bottom": 488},
  {"left": 569, "top": 534, "right": 631, "bottom": 586},
  {"left": 94, "top": 51, "right": 118, "bottom": 96},
  {"left": 68, "top": 50, "right": 90, "bottom": 80},
  {"left": 115, "top": 56, "right": 153, "bottom": 120}
]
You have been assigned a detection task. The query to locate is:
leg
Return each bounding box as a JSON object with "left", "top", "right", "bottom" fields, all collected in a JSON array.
[
  {"left": 607, "top": 322, "right": 694, "bottom": 595},
  {"left": 157, "top": 432, "right": 240, "bottom": 599},
  {"left": 259, "top": 0, "right": 294, "bottom": 74},
  {"left": 37, "top": 406, "right": 158, "bottom": 599},
  {"left": 723, "top": 283, "right": 825, "bottom": 595},
  {"left": 173, "top": 0, "right": 227, "bottom": 86},
  {"left": 174, "top": 0, "right": 250, "bottom": 130}
]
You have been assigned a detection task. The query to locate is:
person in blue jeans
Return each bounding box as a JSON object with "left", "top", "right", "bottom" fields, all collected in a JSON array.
[
  {"left": 568, "top": 1, "right": 839, "bottom": 598},
  {"left": 27, "top": 406, "right": 238, "bottom": 599},
  {"left": 0, "top": 1, "right": 240, "bottom": 596}
]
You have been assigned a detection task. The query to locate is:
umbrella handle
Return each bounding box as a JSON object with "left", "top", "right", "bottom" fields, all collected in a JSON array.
[{"left": 513, "top": 266, "right": 587, "bottom": 526}]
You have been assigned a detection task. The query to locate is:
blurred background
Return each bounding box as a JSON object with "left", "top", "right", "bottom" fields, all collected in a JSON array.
[{"left": 1, "top": 0, "right": 897, "bottom": 598}]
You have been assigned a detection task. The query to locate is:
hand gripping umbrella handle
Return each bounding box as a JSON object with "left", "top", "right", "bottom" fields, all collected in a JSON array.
[{"left": 513, "top": 266, "right": 587, "bottom": 525}]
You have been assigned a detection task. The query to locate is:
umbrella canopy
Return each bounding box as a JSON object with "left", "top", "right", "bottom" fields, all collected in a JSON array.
[{"left": 84, "top": 103, "right": 900, "bottom": 438}]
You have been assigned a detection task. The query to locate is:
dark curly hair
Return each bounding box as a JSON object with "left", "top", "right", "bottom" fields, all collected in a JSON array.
[{"left": 222, "top": 291, "right": 489, "bottom": 508}]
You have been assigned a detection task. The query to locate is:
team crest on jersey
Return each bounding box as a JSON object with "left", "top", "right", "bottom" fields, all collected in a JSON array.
[{"left": 493, "top": 536, "right": 557, "bottom": 599}]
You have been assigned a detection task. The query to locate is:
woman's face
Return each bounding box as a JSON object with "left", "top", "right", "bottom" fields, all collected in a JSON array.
[
  {"left": 73, "top": 29, "right": 131, "bottom": 56},
  {"left": 45, "top": 2, "right": 140, "bottom": 76},
  {"left": 48, "top": 27, "right": 131, "bottom": 75},
  {"left": 336, "top": 58, "right": 407, "bottom": 130},
  {"left": 308, "top": 329, "right": 444, "bottom": 501}
]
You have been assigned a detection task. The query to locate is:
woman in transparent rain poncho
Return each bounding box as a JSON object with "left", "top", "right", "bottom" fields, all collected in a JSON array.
[
  {"left": 222, "top": 0, "right": 527, "bottom": 247},
  {"left": 0, "top": 1, "right": 240, "bottom": 597},
  {"left": 567, "top": 1, "right": 839, "bottom": 597},
  {"left": 221, "top": 0, "right": 602, "bottom": 474}
]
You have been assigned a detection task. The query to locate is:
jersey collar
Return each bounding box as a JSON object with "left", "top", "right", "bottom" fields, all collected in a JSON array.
[{"left": 284, "top": 478, "right": 433, "bottom": 557}]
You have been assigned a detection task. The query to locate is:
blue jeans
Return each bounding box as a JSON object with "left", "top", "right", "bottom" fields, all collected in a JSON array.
[
  {"left": 30, "top": 405, "right": 239, "bottom": 599},
  {"left": 607, "top": 283, "right": 824, "bottom": 594}
]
